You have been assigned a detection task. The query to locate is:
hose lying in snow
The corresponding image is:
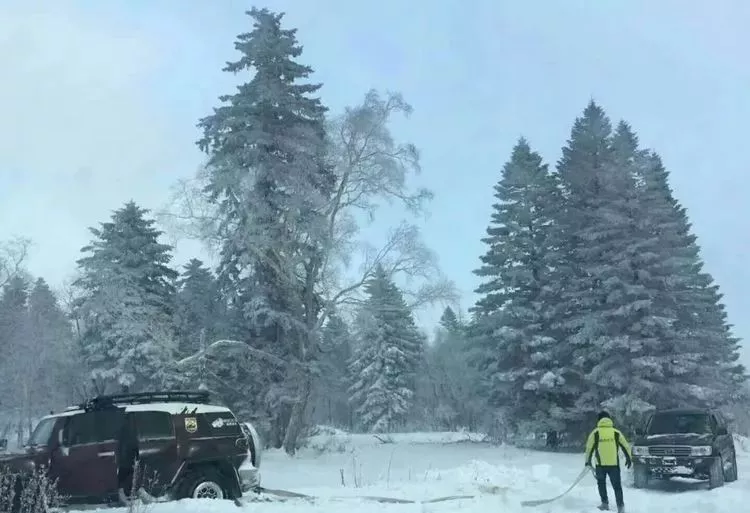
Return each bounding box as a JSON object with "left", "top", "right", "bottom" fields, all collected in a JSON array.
[
  {"left": 520, "top": 466, "right": 591, "bottom": 507},
  {"left": 255, "top": 487, "right": 477, "bottom": 504}
]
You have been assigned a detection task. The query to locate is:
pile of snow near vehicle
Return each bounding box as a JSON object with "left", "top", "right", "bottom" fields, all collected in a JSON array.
[
  {"left": 303, "top": 425, "right": 490, "bottom": 453},
  {"left": 255, "top": 426, "right": 750, "bottom": 513}
]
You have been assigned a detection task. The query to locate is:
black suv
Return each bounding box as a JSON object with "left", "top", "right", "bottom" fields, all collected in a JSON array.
[
  {"left": 631, "top": 408, "right": 737, "bottom": 489},
  {"left": 0, "top": 390, "right": 261, "bottom": 507}
]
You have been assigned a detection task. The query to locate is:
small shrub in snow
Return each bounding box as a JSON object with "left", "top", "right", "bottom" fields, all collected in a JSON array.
[
  {"left": 0, "top": 465, "right": 63, "bottom": 513},
  {"left": 309, "top": 436, "right": 350, "bottom": 455}
]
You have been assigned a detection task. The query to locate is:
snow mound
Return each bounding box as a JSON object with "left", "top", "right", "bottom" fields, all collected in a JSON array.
[
  {"left": 734, "top": 434, "right": 750, "bottom": 454},
  {"left": 422, "top": 459, "right": 565, "bottom": 499},
  {"left": 305, "top": 426, "right": 491, "bottom": 454},
  {"left": 381, "top": 430, "right": 490, "bottom": 445}
]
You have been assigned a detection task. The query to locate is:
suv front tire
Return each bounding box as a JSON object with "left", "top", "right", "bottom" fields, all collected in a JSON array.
[
  {"left": 724, "top": 450, "right": 738, "bottom": 483},
  {"left": 708, "top": 456, "right": 725, "bottom": 489}
]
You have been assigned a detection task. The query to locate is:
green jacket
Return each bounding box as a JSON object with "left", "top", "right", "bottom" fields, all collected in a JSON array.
[{"left": 584, "top": 417, "right": 633, "bottom": 467}]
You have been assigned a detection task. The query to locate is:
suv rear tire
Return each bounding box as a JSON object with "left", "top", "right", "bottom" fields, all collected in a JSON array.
[
  {"left": 177, "top": 468, "right": 230, "bottom": 500},
  {"left": 708, "top": 456, "right": 725, "bottom": 489}
]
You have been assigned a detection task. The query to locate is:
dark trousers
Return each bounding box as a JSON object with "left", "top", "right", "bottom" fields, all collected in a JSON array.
[
  {"left": 596, "top": 465, "right": 623, "bottom": 506},
  {"left": 118, "top": 465, "right": 134, "bottom": 495}
]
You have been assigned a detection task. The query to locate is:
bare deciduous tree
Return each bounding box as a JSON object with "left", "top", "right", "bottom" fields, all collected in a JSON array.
[
  {"left": 160, "top": 90, "right": 458, "bottom": 453},
  {"left": 0, "top": 237, "right": 30, "bottom": 289}
]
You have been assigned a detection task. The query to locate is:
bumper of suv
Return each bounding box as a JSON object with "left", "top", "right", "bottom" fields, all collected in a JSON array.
[
  {"left": 238, "top": 461, "right": 261, "bottom": 492},
  {"left": 634, "top": 455, "right": 713, "bottom": 477}
]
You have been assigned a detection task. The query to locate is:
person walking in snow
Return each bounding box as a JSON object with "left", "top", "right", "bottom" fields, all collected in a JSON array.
[{"left": 584, "top": 411, "right": 633, "bottom": 512}]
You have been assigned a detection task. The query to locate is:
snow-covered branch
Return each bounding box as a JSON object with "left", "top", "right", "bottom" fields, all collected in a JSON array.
[
  {"left": 0, "top": 237, "right": 30, "bottom": 289},
  {"left": 175, "top": 339, "right": 289, "bottom": 369}
]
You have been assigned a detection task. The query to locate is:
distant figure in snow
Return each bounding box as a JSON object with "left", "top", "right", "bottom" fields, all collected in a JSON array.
[
  {"left": 545, "top": 430, "right": 559, "bottom": 450},
  {"left": 584, "top": 411, "right": 632, "bottom": 513}
]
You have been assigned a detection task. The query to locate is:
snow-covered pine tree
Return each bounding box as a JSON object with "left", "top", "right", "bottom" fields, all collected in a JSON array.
[
  {"left": 348, "top": 266, "right": 425, "bottom": 433},
  {"left": 74, "top": 201, "right": 178, "bottom": 392},
  {"left": 174, "top": 258, "right": 227, "bottom": 357},
  {"left": 572, "top": 121, "right": 684, "bottom": 429},
  {"left": 27, "top": 278, "right": 79, "bottom": 411},
  {"left": 469, "top": 138, "right": 566, "bottom": 434},
  {"left": 196, "top": 8, "right": 333, "bottom": 453},
  {"left": 419, "top": 306, "right": 484, "bottom": 431},
  {"left": 0, "top": 276, "right": 33, "bottom": 443},
  {"left": 312, "top": 313, "right": 353, "bottom": 428},
  {"left": 553, "top": 102, "right": 650, "bottom": 434},
  {"left": 0, "top": 275, "right": 29, "bottom": 357},
  {"left": 634, "top": 150, "right": 745, "bottom": 408},
  {"left": 439, "top": 306, "right": 461, "bottom": 335}
]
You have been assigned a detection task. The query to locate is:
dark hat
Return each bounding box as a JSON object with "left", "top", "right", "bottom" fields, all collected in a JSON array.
[{"left": 597, "top": 411, "right": 611, "bottom": 420}]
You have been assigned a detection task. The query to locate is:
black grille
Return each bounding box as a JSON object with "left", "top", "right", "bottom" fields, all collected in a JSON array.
[{"left": 648, "top": 446, "right": 692, "bottom": 457}]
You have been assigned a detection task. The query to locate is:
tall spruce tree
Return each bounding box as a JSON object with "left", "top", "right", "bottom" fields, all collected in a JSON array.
[
  {"left": 196, "top": 8, "right": 333, "bottom": 453},
  {"left": 469, "top": 138, "right": 566, "bottom": 433},
  {"left": 439, "top": 306, "right": 461, "bottom": 335},
  {"left": 28, "top": 278, "right": 78, "bottom": 409},
  {"left": 634, "top": 150, "right": 745, "bottom": 408},
  {"left": 0, "top": 275, "right": 29, "bottom": 354},
  {"left": 174, "top": 258, "right": 227, "bottom": 357},
  {"left": 553, "top": 102, "right": 649, "bottom": 433},
  {"left": 348, "top": 266, "right": 425, "bottom": 432},
  {"left": 0, "top": 276, "right": 79, "bottom": 440},
  {"left": 312, "top": 313, "right": 353, "bottom": 428},
  {"left": 0, "top": 275, "right": 32, "bottom": 436},
  {"left": 74, "top": 201, "right": 178, "bottom": 391},
  {"left": 421, "top": 306, "right": 484, "bottom": 431},
  {"left": 567, "top": 121, "right": 684, "bottom": 427}
]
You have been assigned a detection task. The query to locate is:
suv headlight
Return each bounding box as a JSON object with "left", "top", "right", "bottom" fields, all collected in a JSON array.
[
  {"left": 632, "top": 446, "right": 648, "bottom": 456},
  {"left": 690, "top": 446, "right": 712, "bottom": 456}
]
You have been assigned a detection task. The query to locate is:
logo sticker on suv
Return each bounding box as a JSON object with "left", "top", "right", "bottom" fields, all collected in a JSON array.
[
  {"left": 185, "top": 417, "right": 198, "bottom": 433},
  {"left": 211, "top": 417, "right": 238, "bottom": 429}
]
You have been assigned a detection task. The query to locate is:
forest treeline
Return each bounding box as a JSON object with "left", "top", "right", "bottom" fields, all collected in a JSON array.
[{"left": 1, "top": 7, "right": 747, "bottom": 452}]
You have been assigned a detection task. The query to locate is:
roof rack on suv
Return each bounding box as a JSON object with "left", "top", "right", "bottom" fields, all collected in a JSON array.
[{"left": 79, "top": 390, "right": 211, "bottom": 411}]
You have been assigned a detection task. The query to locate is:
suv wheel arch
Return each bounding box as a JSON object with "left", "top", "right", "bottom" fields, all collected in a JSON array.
[{"left": 175, "top": 461, "right": 241, "bottom": 500}]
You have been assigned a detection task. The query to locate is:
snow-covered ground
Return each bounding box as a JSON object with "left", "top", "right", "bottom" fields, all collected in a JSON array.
[{"left": 76, "top": 429, "right": 750, "bottom": 512}]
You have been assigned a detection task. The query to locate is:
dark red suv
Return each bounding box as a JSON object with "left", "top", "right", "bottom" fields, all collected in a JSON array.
[{"left": 0, "top": 391, "right": 261, "bottom": 508}]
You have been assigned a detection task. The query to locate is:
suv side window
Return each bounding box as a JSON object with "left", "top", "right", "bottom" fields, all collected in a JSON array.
[
  {"left": 65, "top": 413, "right": 98, "bottom": 446},
  {"left": 65, "top": 410, "right": 123, "bottom": 446},
  {"left": 133, "top": 411, "right": 174, "bottom": 441}
]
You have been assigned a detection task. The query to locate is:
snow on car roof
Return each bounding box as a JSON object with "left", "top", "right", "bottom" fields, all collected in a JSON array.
[{"left": 42, "top": 402, "right": 232, "bottom": 420}]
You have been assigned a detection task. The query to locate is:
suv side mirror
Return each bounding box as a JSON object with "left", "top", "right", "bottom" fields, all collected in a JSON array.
[
  {"left": 634, "top": 428, "right": 644, "bottom": 436},
  {"left": 716, "top": 426, "right": 728, "bottom": 436},
  {"left": 0, "top": 438, "right": 7, "bottom": 451}
]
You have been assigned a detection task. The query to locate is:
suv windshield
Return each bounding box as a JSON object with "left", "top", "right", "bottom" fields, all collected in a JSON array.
[
  {"left": 647, "top": 413, "right": 711, "bottom": 435},
  {"left": 27, "top": 418, "right": 56, "bottom": 447}
]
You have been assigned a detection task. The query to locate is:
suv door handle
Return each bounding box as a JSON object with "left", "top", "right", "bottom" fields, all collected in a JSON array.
[{"left": 98, "top": 451, "right": 115, "bottom": 457}]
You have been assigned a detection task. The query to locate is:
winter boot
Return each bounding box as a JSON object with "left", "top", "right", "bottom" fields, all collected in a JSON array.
[
  {"left": 597, "top": 504, "right": 609, "bottom": 511},
  {"left": 617, "top": 505, "right": 625, "bottom": 513}
]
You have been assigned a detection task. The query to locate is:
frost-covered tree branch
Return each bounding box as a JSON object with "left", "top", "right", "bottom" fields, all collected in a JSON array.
[
  {"left": 0, "top": 237, "right": 30, "bottom": 288},
  {"left": 157, "top": 167, "right": 224, "bottom": 255},
  {"left": 315, "top": 90, "right": 454, "bottom": 323},
  {"left": 161, "top": 89, "right": 457, "bottom": 331},
  {"left": 176, "top": 339, "right": 289, "bottom": 369}
]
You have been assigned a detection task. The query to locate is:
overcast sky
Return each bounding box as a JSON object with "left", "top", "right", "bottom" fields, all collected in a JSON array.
[{"left": 1, "top": 0, "right": 748, "bottom": 364}]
